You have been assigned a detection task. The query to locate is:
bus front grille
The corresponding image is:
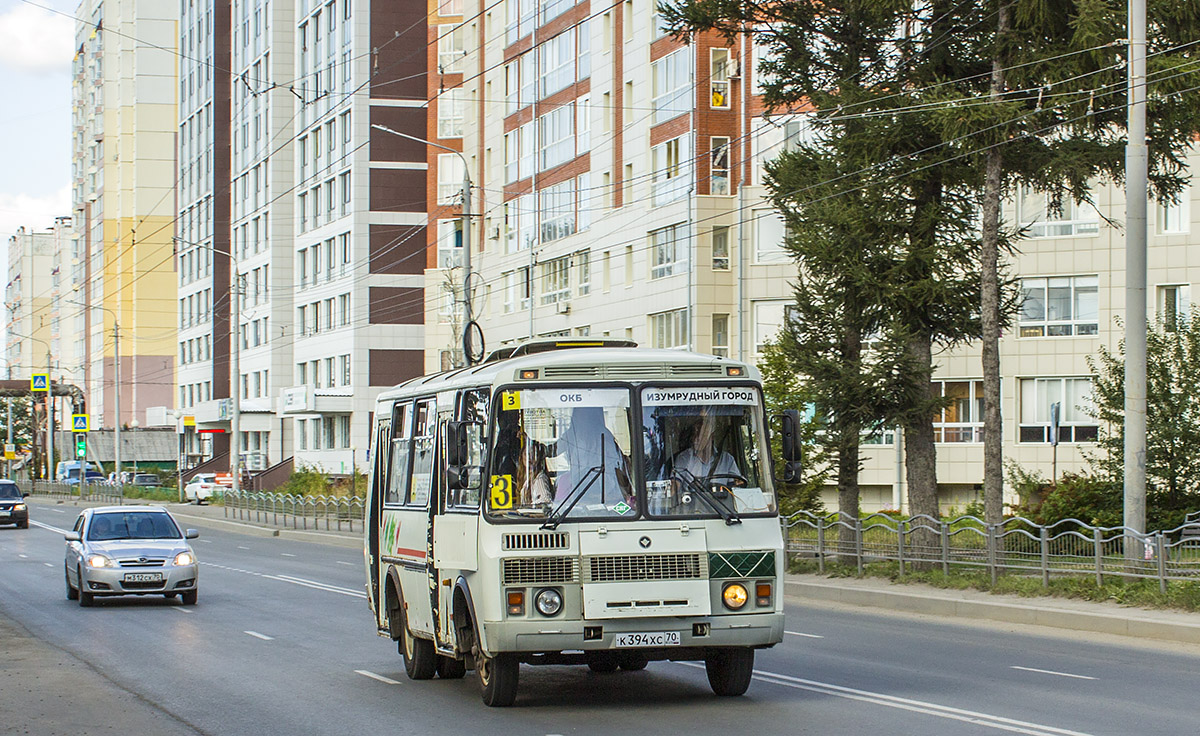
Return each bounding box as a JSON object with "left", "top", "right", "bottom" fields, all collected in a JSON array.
[
  {"left": 503, "top": 531, "right": 570, "bottom": 551},
  {"left": 585, "top": 553, "right": 706, "bottom": 582},
  {"left": 502, "top": 556, "right": 578, "bottom": 585}
]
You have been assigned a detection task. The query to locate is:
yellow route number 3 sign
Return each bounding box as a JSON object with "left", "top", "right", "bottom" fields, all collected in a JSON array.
[
  {"left": 489, "top": 474, "right": 514, "bottom": 510},
  {"left": 501, "top": 390, "right": 521, "bottom": 411}
]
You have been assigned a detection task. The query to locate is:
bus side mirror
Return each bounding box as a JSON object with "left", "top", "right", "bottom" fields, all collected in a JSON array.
[
  {"left": 779, "top": 410, "right": 803, "bottom": 484},
  {"left": 446, "top": 421, "right": 469, "bottom": 466}
]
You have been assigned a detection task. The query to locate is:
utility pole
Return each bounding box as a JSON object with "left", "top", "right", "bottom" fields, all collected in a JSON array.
[
  {"left": 1124, "top": 0, "right": 1147, "bottom": 552},
  {"left": 113, "top": 321, "right": 121, "bottom": 483},
  {"left": 45, "top": 349, "right": 52, "bottom": 481},
  {"left": 231, "top": 265, "right": 241, "bottom": 496}
]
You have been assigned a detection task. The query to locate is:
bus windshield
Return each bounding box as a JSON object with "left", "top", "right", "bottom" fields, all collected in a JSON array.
[
  {"left": 640, "top": 386, "right": 776, "bottom": 517},
  {"left": 489, "top": 387, "right": 636, "bottom": 521}
]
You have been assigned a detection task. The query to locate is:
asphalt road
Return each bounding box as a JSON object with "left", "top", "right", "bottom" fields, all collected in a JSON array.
[{"left": 2, "top": 500, "right": 1198, "bottom": 736}]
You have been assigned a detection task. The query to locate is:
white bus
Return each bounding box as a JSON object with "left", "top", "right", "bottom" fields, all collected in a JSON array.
[{"left": 364, "top": 339, "right": 800, "bottom": 706}]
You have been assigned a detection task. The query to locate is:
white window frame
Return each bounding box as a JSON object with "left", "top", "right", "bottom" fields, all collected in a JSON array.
[
  {"left": 437, "top": 24, "right": 465, "bottom": 73},
  {"left": 710, "top": 48, "right": 731, "bottom": 109},
  {"left": 1156, "top": 184, "right": 1191, "bottom": 234},
  {"left": 651, "top": 134, "right": 690, "bottom": 205},
  {"left": 649, "top": 222, "right": 687, "bottom": 280},
  {"left": 754, "top": 209, "right": 789, "bottom": 264},
  {"left": 539, "top": 179, "right": 576, "bottom": 243},
  {"left": 1017, "top": 187, "right": 1100, "bottom": 238},
  {"left": 540, "top": 255, "right": 571, "bottom": 305},
  {"left": 538, "top": 32, "right": 575, "bottom": 99},
  {"left": 1018, "top": 275, "right": 1099, "bottom": 337},
  {"left": 933, "top": 379, "right": 985, "bottom": 444},
  {"left": 538, "top": 105, "right": 574, "bottom": 171},
  {"left": 649, "top": 308, "right": 689, "bottom": 350},
  {"left": 437, "top": 87, "right": 465, "bottom": 139},
  {"left": 438, "top": 153, "right": 465, "bottom": 205},
  {"left": 1019, "top": 377, "right": 1098, "bottom": 444},
  {"left": 437, "top": 218, "right": 463, "bottom": 269},
  {"left": 652, "top": 49, "right": 690, "bottom": 124},
  {"left": 752, "top": 300, "right": 787, "bottom": 354}
]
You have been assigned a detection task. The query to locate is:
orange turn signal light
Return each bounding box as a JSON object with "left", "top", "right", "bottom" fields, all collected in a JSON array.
[
  {"left": 519, "top": 369, "right": 539, "bottom": 380},
  {"left": 507, "top": 589, "right": 525, "bottom": 615}
]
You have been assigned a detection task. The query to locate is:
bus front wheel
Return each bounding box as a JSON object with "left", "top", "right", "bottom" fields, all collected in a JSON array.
[
  {"left": 705, "top": 647, "right": 754, "bottom": 696},
  {"left": 400, "top": 609, "right": 436, "bottom": 680},
  {"left": 476, "top": 649, "right": 519, "bottom": 707}
]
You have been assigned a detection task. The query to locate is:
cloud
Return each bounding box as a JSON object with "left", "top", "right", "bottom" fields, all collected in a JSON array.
[
  {"left": 0, "top": 187, "right": 72, "bottom": 242},
  {"left": 0, "top": 4, "right": 75, "bottom": 74}
]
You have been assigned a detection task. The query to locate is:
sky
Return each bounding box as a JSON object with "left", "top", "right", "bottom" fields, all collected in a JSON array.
[{"left": 0, "top": 0, "right": 76, "bottom": 243}]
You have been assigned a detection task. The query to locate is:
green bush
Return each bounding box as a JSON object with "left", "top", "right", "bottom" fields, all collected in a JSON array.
[
  {"left": 279, "top": 469, "right": 332, "bottom": 497},
  {"left": 1034, "top": 472, "right": 1122, "bottom": 528}
]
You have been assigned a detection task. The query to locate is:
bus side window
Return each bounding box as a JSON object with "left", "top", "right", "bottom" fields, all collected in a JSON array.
[
  {"left": 386, "top": 403, "right": 412, "bottom": 505},
  {"left": 409, "top": 399, "right": 436, "bottom": 508}
]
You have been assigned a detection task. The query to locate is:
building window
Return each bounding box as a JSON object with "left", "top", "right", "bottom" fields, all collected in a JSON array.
[
  {"left": 538, "top": 104, "right": 574, "bottom": 171},
  {"left": 438, "top": 153, "right": 465, "bottom": 204},
  {"left": 1017, "top": 187, "right": 1099, "bottom": 237},
  {"left": 540, "top": 256, "right": 571, "bottom": 305},
  {"left": 933, "top": 380, "right": 984, "bottom": 443},
  {"left": 538, "top": 31, "right": 574, "bottom": 99},
  {"left": 651, "top": 49, "right": 690, "bottom": 124},
  {"left": 1019, "top": 275, "right": 1099, "bottom": 337},
  {"left": 712, "top": 225, "right": 730, "bottom": 270},
  {"left": 437, "top": 218, "right": 463, "bottom": 268},
  {"left": 539, "top": 179, "right": 575, "bottom": 242},
  {"left": 712, "top": 314, "right": 729, "bottom": 358},
  {"left": 651, "top": 135, "right": 689, "bottom": 205},
  {"left": 437, "top": 87, "right": 464, "bottom": 138},
  {"left": 753, "top": 300, "right": 787, "bottom": 354},
  {"left": 1157, "top": 284, "right": 1191, "bottom": 332},
  {"left": 576, "top": 250, "right": 590, "bottom": 296},
  {"left": 437, "top": 24, "right": 465, "bottom": 73},
  {"left": 649, "top": 223, "right": 687, "bottom": 280},
  {"left": 1156, "top": 185, "right": 1190, "bottom": 234},
  {"left": 754, "top": 210, "right": 789, "bottom": 264},
  {"left": 340, "top": 354, "right": 351, "bottom": 386},
  {"left": 710, "top": 136, "right": 730, "bottom": 195},
  {"left": 1019, "top": 377, "right": 1098, "bottom": 444},
  {"left": 650, "top": 308, "right": 689, "bottom": 350},
  {"left": 710, "top": 48, "right": 731, "bottom": 108}
]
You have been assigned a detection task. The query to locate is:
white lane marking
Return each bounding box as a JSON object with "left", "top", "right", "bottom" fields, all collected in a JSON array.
[
  {"left": 31, "top": 520, "right": 69, "bottom": 535},
  {"left": 237, "top": 546, "right": 250, "bottom": 550},
  {"left": 200, "top": 563, "right": 366, "bottom": 599},
  {"left": 355, "top": 670, "right": 401, "bottom": 685},
  {"left": 174, "top": 607, "right": 193, "bottom": 615},
  {"left": 49, "top": 508, "right": 65, "bottom": 513},
  {"left": 43, "top": 563, "right": 53, "bottom": 567},
  {"left": 675, "top": 663, "right": 1095, "bottom": 736},
  {"left": 1011, "top": 666, "right": 1096, "bottom": 681},
  {"left": 198, "top": 539, "right": 213, "bottom": 544},
  {"left": 18, "top": 554, "right": 27, "bottom": 558},
  {"left": 244, "top": 631, "right": 274, "bottom": 641},
  {"left": 280, "top": 553, "right": 296, "bottom": 557},
  {"left": 336, "top": 561, "right": 355, "bottom": 566},
  {"left": 786, "top": 630, "right": 824, "bottom": 638}
]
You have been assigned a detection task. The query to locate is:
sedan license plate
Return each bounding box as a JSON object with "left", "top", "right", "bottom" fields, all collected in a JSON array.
[
  {"left": 0, "top": 511, "right": 9, "bottom": 517},
  {"left": 123, "top": 573, "right": 163, "bottom": 583},
  {"left": 613, "top": 631, "right": 681, "bottom": 648}
]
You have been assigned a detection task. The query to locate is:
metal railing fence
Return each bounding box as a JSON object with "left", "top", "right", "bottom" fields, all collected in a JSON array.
[
  {"left": 222, "top": 490, "right": 364, "bottom": 533},
  {"left": 26, "top": 479, "right": 137, "bottom": 506},
  {"left": 782, "top": 511, "right": 1200, "bottom": 592}
]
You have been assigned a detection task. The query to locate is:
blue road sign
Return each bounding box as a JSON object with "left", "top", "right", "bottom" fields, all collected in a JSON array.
[
  {"left": 30, "top": 374, "right": 48, "bottom": 392},
  {"left": 72, "top": 414, "right": 89, "bottom": 432}
]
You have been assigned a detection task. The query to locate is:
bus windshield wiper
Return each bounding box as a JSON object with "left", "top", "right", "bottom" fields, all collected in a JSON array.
[
  {"left": 675, "top": 468, "right": 742, "bottom": 525},
  {"left": 540, "top": 465, "right": 601, "bottom": 530}
]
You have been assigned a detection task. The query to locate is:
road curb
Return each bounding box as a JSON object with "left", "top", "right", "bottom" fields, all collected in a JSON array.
[{"left": 785, "top": 577, "right": 1200, "bottom": 645}]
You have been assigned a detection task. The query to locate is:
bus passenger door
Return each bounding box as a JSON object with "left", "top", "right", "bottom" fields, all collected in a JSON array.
[
  {"left": 431, "top": 411, "right": 481, "bottom": 650},
  {"left": 366, "top": 417, "right": 389, "bottom": 624}
]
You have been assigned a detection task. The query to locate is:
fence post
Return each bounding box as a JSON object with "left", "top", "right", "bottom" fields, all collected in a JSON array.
[
  {"left": 1094, "top": 528, "right": 1104, "bottom": 587},
  {"left": 817, "top": 516, "right": 825, "bottom": 574},
  {"left": 897, "top": 519, "right": 906, "bottom": 577},
  {"left": 941, "top": 522, "right": 950, "bottom": 575},
  {"left": 987, "top": 524, "right": 997, "bottom": 587},
  {"left": 1157, "top": 533, "right": 1167, "bottom": 594},
  {"left": 1040, "top": 526, "right": 1050, "bottom": 588},
  {"left": 855, "top": 517, "right": 864, "bottom": 575}
]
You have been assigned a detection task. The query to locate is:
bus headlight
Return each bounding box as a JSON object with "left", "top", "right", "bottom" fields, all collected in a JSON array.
[
  {"left": 535, "top": 588, "right": 563, "bottom": 616},
  {"left": 722, "top": 583, "right": 749, "bottom": 611}
]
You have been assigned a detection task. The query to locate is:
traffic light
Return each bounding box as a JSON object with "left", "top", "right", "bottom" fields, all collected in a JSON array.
[{"left": 74, "top": 433, "right": 87, "bottom": 459}]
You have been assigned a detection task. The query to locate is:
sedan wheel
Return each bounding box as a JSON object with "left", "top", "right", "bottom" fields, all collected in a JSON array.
[
  {"left": 181, "top": 589, "right": 198, "bottom": 605},
  {"left": 65, "top": 567, "right": 78, "bottom": 601}
]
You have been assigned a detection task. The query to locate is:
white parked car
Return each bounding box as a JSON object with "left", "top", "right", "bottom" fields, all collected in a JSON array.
[{"left": 183, "top": 473, "right": 219, "bottom": 504}]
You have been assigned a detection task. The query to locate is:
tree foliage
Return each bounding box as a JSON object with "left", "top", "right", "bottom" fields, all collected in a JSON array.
[{"left": 757, "top": 340, "right": 825, "bottom": 516}]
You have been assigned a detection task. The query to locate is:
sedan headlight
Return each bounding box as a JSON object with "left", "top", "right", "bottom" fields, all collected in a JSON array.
[
  {"left": 173, "top": 551, "right": 195, "bottom": 566},
  {"left": 722, "top": 583, "right": 749, "bottom": 611},
  {"left": 13, "top": 504, "right": 26, "bottom": 511},
  {"left": 87, "top": 554, "right": 113, "bottom": 568}
]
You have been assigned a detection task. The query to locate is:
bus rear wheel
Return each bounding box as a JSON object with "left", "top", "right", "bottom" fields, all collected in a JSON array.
[
  {"left": 400, "top": 610, "right": 436, "bottom": 680},
  {"left": 475, "top": 649, "right": 518, "bottom": 707},
  {"left": 705, "top": 647, "right": 754, "bottom": 696}
]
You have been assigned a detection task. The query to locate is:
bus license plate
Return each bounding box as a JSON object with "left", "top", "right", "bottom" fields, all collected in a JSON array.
[
  {"left": 123, "top": 573, "right": 162, "bottom": 583},
  {"left": 613, "top": 631, "right": 680, "bottom": 648}
]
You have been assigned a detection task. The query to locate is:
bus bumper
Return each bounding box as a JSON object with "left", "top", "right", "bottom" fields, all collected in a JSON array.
[{"left": 480, "top": 611, "right": 784, "bottom": 655}]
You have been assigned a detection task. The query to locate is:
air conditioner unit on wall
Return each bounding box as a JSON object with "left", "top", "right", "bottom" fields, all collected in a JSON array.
[{"left": 556, "top": 301, "right": 571, "bottom": 315}]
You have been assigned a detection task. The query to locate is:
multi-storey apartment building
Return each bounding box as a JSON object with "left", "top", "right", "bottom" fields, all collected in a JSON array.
[
  {"left": 5, "top": 225, "right": 58, "bottom": 379},
  {"left": 424, "top": 0, "right": 1197, "bottom": 512},
  {"left": 70, "top": 0, "right": 179, "bottom": 429}
]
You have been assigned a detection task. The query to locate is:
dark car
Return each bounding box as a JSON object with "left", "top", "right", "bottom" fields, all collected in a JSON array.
[
  {"left": 132, "top": 474, "right": 163, "bottom": 488},
  {"left": 0, "top": 480, "right": 30, "bottom": 529}
]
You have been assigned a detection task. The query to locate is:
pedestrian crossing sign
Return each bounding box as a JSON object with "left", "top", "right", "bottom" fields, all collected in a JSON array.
[
  {"left": 72, "top": 414, "right": 89, "bottom": 432},
  {"left": 30, "top": 374, "right": 48, "bottom": 392}
]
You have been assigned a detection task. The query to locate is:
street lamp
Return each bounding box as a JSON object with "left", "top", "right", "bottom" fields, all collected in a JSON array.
[
  {"left": 66, "top": 299, "right": 120, "bottom": 483},
  {"left": 173, "top": 237, "right": 243, "bottom": 497},
  {"left": 370, "top": 123, "right": 480, "bottom": 364},
  {"left": 9, "top": 330, "right": 53, "bottom": 479}
]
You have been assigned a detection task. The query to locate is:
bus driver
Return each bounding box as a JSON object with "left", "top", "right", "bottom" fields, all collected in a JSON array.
[{"left": 673, "top": 408, "right": 740, "bottom": 481}]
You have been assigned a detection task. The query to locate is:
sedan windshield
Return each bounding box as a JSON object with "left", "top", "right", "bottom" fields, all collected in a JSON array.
[
  {"left": 0, "top": 483, "right": 21, "bottom": 500},
  {"left": 489, "top": 388, "right": 635, "bottom": 521},
  {"left": 87, "top": 512, "right": 182, "bottom": 541},
  {"left": 640, "top": 386, "right": 776, "bottom": 517}
]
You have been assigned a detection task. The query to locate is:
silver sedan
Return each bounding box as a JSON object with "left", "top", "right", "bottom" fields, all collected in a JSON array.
[{"left": 64, "top": 506, "right": 200, "bottom": 606}]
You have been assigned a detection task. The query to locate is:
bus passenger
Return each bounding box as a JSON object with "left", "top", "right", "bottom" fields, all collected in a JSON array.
[
  {"left": 553, "top": 406, "right": 632, "bottom": 506},
  {"left": 519, "top": 441, "right": 553, "bottom": 506}
]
